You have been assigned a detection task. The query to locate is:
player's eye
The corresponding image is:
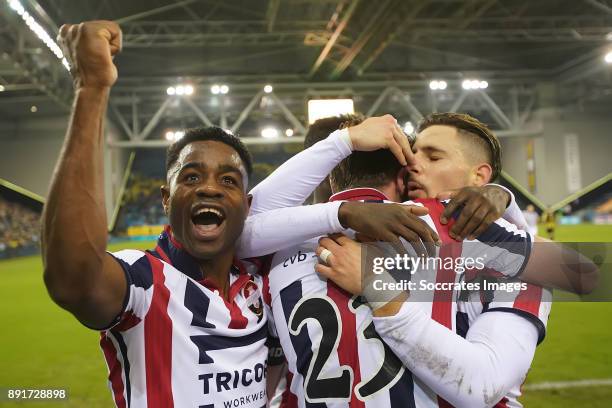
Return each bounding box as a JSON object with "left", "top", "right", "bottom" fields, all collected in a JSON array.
[
  {"left": 221, "top": 175, "right": 237, "bottom": 185},
  {"left": 183, "top": 173, "right": 199, "bottom": 183}
]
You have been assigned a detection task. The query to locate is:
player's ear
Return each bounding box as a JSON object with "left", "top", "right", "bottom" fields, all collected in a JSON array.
[
  {"left": 247, "top": 193, "right": 253, "bottom": 209},
  {"left": 472, "top": 162, "right": 492, "bottom": 186},
  {"left": 161, "top": 185, "right": 170, "bottom": 215},
  {"left": 396, "top": 167, "right": 409, "bottom": 197}
]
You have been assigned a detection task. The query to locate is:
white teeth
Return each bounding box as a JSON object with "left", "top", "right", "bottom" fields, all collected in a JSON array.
[{"left": 195, "top": 207, "right": 224, "bottom": 219}]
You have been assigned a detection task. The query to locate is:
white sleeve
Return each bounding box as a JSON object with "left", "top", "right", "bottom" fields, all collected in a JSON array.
[
  {"left": 237, "top": 201, "right": 344, "bottom": 258},
  {"left": 99, "top": 250, "right": 154, "bottom": 331},
  {"left": 486, "top": 183, "right": 528, "bottom": 230},
  {"left": 462, "top": 218, "right": 533, "bottom": 278},
  {"left": 248, "top": 129, "right": 352, "bottom": 215},
  {"left": 373, "top": 304, "right": 538, "bottom": 408}
]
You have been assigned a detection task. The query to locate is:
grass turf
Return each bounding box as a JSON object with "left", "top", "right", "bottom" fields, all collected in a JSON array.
[{"left": 0, "top": 225, "right": 610, "bottom": 407}]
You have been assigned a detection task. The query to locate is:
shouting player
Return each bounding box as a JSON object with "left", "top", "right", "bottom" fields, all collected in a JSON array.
[{"left": 42, "top": 21, "right": 448, "bottom": 407}]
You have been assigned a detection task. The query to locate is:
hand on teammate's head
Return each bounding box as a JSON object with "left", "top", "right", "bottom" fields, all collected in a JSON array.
[{"left": 347, "top": 115, "right": 416, "bottom": 167}]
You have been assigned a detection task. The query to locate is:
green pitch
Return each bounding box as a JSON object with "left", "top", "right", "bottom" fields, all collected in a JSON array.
[{"left": 0, "top": 225, "right": 610, "bottom": 407}]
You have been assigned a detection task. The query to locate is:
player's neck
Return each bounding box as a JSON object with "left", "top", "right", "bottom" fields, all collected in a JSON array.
[
  {"left": 198, "top": 250, "right": 235, "bottom": 299},
  {"left": 371, "top": 183, "right": 399, "bottom": 202}
]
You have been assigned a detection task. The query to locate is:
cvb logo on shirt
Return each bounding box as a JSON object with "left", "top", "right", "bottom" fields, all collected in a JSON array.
[{"left": 282, "top": 250, "right": 316, "bottom": 268}]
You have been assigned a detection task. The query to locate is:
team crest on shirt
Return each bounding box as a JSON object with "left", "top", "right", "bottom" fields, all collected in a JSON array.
[{"left": 242, "top": 280, "right": 263, "bottom": 322}]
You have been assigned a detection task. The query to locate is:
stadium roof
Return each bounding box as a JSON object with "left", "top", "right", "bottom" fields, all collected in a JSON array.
[{"left": 1, "top": 0, "right": 611, "bottom": 138}]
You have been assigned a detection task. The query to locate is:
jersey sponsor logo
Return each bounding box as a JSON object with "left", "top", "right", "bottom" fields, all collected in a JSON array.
[
  {"left": 242, "top": 280, "right": 264, "bottom": 322},
  {"left": 222, "top": 390, "right": 266, "bottom": 408},
  {"left": 198, "top": 363, "right": 266, "bottom": 395},
  {"left": 282, "top": 250, "right": 315, "bottom": 268}
]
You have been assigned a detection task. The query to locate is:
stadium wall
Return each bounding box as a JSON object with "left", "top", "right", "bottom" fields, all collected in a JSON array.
[
  {"left": 0, "top": 115, "right": 132, "bottom": 220},
  {"left": 500, "top": 103, "right": 612, "bottom": 206}
]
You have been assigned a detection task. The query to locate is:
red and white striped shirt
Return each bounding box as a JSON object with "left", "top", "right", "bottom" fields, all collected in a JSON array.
[
  {"left": 268, "top": 188, "right": 550, "bottom": 408},
  {"left": 100, "top": 227, "right": 272, "bottom": 408}
]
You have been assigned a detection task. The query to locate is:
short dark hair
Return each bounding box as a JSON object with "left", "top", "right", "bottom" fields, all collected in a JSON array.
[
  {"left": 165, "top": 126, "right": 253, "bottom": 176},
  {"left": 304, "top": 113, "right": 366, "bottom": 149},
  {"left": 328, "top": 116, "right": 403, "bottom": 192},
  {"left": 417, "top": 113, "right": 502, "bottom": 181}
]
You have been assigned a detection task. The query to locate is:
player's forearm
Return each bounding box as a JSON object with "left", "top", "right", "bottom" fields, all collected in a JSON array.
[
  {"left": 42, "top": 87, "right": 111, "bottom": 304},
  {"left": 483, "top": 184, "right": 528, "bottom": 230},
  {"left": 372, "top": 304, "right": 537, "bottom": 408},
  {"left": 237, "top": 201, "right": 343, "bottom": 258},
  {"left": 248, "top": 129, "right": 351, "bottom": 215},
  {"left": 521, "top": 236, "right": 599, "bottom": 294}
]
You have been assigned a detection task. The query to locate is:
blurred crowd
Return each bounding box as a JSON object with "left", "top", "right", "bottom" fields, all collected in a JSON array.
[
  {"left": 0, "top": 197, "right": 41, "bottom": 257},
  {"left": 1, "top": 171, "right": 610, "bottom": 258},
  {"left": 118, "top": 173, "right": 167, "bottom": 230}
]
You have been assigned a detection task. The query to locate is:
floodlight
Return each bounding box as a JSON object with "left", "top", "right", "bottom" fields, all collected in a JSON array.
[
  {"left": 7, "top": 0, "right": 69, "bottom": 70},
  {"left": 261, "top": 127, "right": 279, "bottom": 139},
  {"left": 307, "top": 99, "right": 354, "bottom": 124}
]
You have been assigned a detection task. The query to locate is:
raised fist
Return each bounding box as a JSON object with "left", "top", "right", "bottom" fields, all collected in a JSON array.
[
  {"left": 347, "top": 114, "right": 415, "bottom": 167},
  {"left": 58, "top": 20, "right": 122, "bottom": 89}
]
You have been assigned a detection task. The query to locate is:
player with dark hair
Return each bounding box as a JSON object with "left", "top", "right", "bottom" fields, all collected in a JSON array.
[
  {"left": 166, "top": 126, "right": 254, "bottom": 175},
  {"left": 304, "top": 114, "right": 365, "bottom": 204},
  {"left": 407, "top": 112, "right": 510, "bottom": 241},
  {"left": 260, "top": 126, "right": 594, "bottom": 407},
  {"left": 304, "top": 113, "right": 526, "bottom": 242},
  {"left": 308, "top": 114, "right": 598, "bottom": 407},
  {"left": 247, "top": 113, "right": 596, "bottom": 407},
  {"left": 41, "top": 21, "right": 446, "bottom": 407},
  {"left": 304, "top": 114, "right": 366, "bottom": 149},
  {"left": 415, "top": 112, "right": 502, "bottom": 182}
]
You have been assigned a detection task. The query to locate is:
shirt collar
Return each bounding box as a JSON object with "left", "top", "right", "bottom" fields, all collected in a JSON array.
[
  {"left": 153, "top": 225, "right": 244, "bottom": 283},
  {"left": 329, "top": 187, "right": 389, "bottom": 202}
]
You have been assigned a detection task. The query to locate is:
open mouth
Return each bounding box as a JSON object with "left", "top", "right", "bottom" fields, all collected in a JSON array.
[{"left": 191, "top": 206, "right": 226, "bottom": 240}]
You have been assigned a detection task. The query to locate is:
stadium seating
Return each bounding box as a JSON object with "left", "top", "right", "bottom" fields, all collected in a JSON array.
[
  {"left": 0, "top": 196, "right": 40, "bottom": 259},
  {"left": 114, "top": 173, "right": 167, "bottom": 235}
]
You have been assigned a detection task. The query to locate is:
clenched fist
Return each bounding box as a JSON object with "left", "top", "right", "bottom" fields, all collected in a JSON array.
[{"left": 58, "top": 20, "right": 122, "bottom": 89}]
